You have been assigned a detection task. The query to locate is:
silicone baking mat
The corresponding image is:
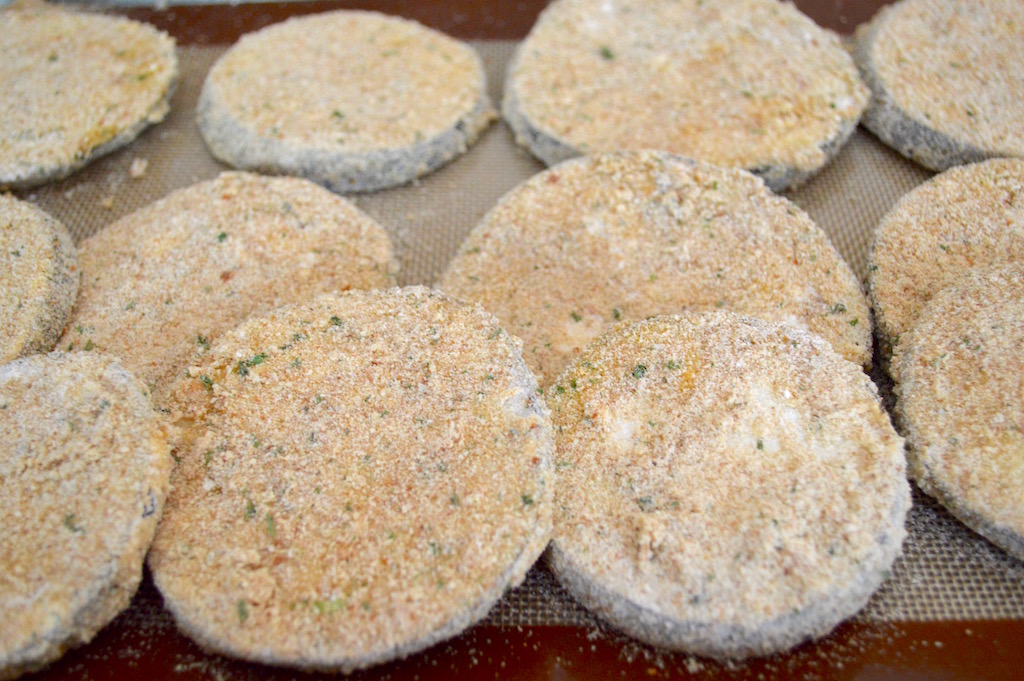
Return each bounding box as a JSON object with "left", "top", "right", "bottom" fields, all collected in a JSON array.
[{"left": 13, "top": 43, "right": 1024, "bottom": 634}]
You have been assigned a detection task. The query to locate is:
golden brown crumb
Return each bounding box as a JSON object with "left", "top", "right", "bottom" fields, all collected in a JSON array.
[
  {"left": 440, "top": 151, "right": 871, "bottom": 387},
  {"left": 60, "top": 171, "right": 396, "bottom": 405},
  {"left": 149, "top": 287, "right": 553, "bottom": 672}
]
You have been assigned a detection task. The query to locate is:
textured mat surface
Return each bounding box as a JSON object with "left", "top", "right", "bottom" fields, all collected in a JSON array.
[{"left": 15, "top": 43, "right": 1024, "bottom": 624}]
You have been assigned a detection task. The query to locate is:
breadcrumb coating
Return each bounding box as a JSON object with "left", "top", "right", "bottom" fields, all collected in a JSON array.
[{"left": 149, "top": 288, "right": 553, "bottom": 672}]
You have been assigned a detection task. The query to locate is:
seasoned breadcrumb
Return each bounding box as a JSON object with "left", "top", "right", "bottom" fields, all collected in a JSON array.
[
  {"left": 198, "top": 10, "right": 495, "bottom": 192},
  {"left": 895, "top": 265, "right": 1024, "bottom": 561},
  {"left": 0, "top": 194, "right": 78, "bottom": 363},
  {"left": 869, "top": 158, "right": 1024, "bottom": 362},
  {"left": 440, "top": 151, "right": 871, "bottom": 387},
  {"left": 149, "top": 288, "right": 553, "bottom": 672},
  {"left": 0, "top": 352, "right": 171, "bottom": 680},
  {"left": 0, "top": 0, "right": 177, "bottom": 189},
  {"left": 505, "top": 0, "right": 868, "bottom": 190},
  {"left": 60, "top": 171, "right": 396, "bottom": 405},
  {"left": 856, "top": 0, "right": 1024, "bottom": 170},
  {"left": 547, "top": 312, "right": 908, "bottom": 659}
]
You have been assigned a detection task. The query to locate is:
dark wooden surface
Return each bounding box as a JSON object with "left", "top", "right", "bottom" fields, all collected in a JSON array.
[
  {"left": 122, "top": 0, "right": 886, "bottom": 44},
  {"left": 21, "top": 570, "right": 1024, "bottom": 681},
  {"left": 20, "top": 1, "right": 1024, "bottom": 679}
]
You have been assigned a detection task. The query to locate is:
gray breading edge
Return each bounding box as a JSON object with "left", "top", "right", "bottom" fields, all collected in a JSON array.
[
  {"left": 502, "top": 0, "right": 869, "bottom": 193},
  {"left": 0, "top": 353, "right": 172, "bottom": 680},
  {"left": 196, "top": 11, "right": 496, "bottom": 193},
  {"left": 0, "top": 1, "right": 178, "bottom": 190},
  {"left": 854, "top": 0, "right": 1024, "bottom": 171},
  {"left": 547, "top": 312, "right": 909, "bottom": 660},
  {"left": 0, "top": 195, "right": 79, "bottom": 364},
  {"left": 894, "top": 265, "right": 1024, "bottom": 562}
]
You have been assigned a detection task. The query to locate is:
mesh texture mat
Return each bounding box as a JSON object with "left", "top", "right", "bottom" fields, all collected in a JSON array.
[{"left": 12, "top": 43, "right": 1024, "bottom": 624}]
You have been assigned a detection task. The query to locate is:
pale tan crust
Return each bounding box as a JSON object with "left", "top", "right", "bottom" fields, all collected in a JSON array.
[
  {"left": 868, "top": 158, "right": 1024, "bottom": 363},
  {"left": 439, "top": 151, "right": 871, "bottom": 388},
  {"left": 0, "top": 0, "right": 178, "bottom": 189},
  {"left": 547, "top": 312, "right": 909, "bottom": 659},
  {"left": 59, "top": 171, "right": 396, "bottom": 406},
  {"left": 149, "top": 287, "right": 554, "bottom": 672},
  {"left": 0, "top": 195, "right": 78, "bottom": 363},
  {"left": 504, "top": 0, "right": 868, "bottom": 191},
  {"left": 894, "top": 265, "right": 1024, "bottom": 561},
  {"left": 0, "top": 352, "right": 172, "bottom": 680},
  {"left": 198, "top": 10, "right": 495, "bottom": 193},
  {"left": 855, "top": 0, "right": 1024, "bottom": 171}
]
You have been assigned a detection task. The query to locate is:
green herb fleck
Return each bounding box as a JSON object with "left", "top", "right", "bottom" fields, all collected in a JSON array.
[
  {"left": 331, "top": 109, "right": 345, "bottom": 120},
  {"left": 200, "top": 374, "right": 213, "bottom": 391},
  {"left": 632, "top": 364, "right": 647, "bottom": 379},
  {"left": 237, "top": 600, "right": 249, "bottom": 623},
  {"left": 63, "top": 513, "right": 84, "bottom": 533},
  {"left": 666, "top": 360, "right": 679, "bottom": 370},
  {"left": 313, "top": 598, "right": 345, "bottom": 615},
  {"left": 330, "top": 316, "right": 344, "bottom": 326},
  {"left": 757, "top": 438, "right": 764, "bottom": 450},
  {"left": 598, "top": 45, "right": 614, "bottom": 60},
  {"left": 570, "top": 311, "right": 582, "bottom": 322},
  {"left": 217, "top": 231, "right": 227, "bottom": 243},
  {"left": 521, "top": 493, "right": 534, "bottom": 506},
  {"left": 196, "top": 334, "right": 211, "bottom": 350},
  {"left": 265, "top": 513, "right": 275, "bottom": 538},
  {"left": 612, "top": 307, "right": 622, "bottom": 320},
  {"left": 236, "top": 353, "right": 268, "bottom": 376},
  {"left": 636, "top": 496, "right": 655, "bottom": 512},
  {"left": 244, "top": 499, "right": 257, "bottom": 520},
  {"left": 83, "top": 339, "right": 95, "bottom": 351},
  {"left": 450, "top": 493, "right": 460, "bottom": 506},
  {"left": 848, "top": 318, "right": 859, "bottom": 327},
  {"left": 829, "top": 303, "right": 847, "bottom": 315}
]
